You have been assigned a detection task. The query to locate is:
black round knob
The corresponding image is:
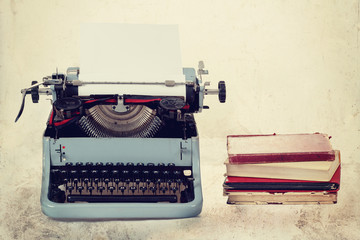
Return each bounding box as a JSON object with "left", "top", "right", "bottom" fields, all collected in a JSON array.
[
  {"left": 31, "top": 81, "right": 39, "bottom": 103},
  {"left": 218, "top": 81, "right": 226, "bottom": 103}
]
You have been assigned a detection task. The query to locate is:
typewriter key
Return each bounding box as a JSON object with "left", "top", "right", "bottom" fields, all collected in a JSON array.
[
  {"left": 87, "top": 186, "right": 94, "bottom": 194},
  {"left": 130, "top": 186, "right": 137, "bottom": 193},
  {"left": 108, "top": 186, "right": 115, "bottom": 194},
  {"left": 98, "top": 186, "right": 105, "bottom": 194},
  {"left": 140, "top": 186, "right": 147, "bottom": 193},
  {"left": 77, "top": 186, "right": 84, "bottom": 194},
  {"left": 66, "top": 186, "right": 74, "bottom": 194},
  {"left": 119, "top": 186, "right": 126, "bottom": 193}
]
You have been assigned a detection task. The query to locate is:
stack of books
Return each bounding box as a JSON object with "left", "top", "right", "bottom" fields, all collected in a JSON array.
[{"left": 223, "top": 133, "right": 340, "bottom": 205}]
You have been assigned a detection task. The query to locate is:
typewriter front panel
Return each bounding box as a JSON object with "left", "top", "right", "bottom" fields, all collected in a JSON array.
[
  {"left": 49, "top": 138, "right": 192, "bottom": 166},
  {"left": 41, "top": 136, "right": 202, "bottom": 219}
]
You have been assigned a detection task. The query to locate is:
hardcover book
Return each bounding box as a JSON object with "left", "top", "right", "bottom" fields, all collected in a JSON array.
[
  {"left": 227, "top": 133, "right": 335, "bottom": 164},
  {"left": 224, "top": 150, "right": 340, "bottom": 181}
]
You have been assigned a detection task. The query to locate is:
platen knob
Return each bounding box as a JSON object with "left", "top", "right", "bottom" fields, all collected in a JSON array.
[
  {"left": 31, "top": 81, "right": 39, "bottom": 103},
  {"left": 218, "top": 81, "right": 226, "bottom": 103}
]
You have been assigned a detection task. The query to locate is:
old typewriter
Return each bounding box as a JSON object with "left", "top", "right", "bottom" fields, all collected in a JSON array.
[{"left": 15, "top": 63, "right": 226, "bottom": 219}]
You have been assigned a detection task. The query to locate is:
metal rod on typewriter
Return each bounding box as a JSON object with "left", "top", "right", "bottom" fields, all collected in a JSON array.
[{"left": 70, "top": 80, "right": 186, "bottom": 87}]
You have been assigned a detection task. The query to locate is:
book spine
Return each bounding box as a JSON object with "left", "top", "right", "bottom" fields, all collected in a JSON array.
[{"left": 228, "top": 151, "right": 335, "bottom": 164}]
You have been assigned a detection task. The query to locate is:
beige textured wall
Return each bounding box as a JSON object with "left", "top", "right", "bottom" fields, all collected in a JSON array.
[
  {"left": 1, "top": 1, "right": 359, "bottom": 142},
  {"left": 0, "top": 0, "right": 359, "bottom": 239}
]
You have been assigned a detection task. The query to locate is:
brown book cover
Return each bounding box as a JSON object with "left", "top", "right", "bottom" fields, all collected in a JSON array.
[{"left": 227, "top": 133, "right": 335, "bottom": 164}]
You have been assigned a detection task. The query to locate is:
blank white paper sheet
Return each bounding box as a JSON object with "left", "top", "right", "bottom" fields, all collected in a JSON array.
[{"left": 79, "top": 23, "right": 186, "bottom": 97}]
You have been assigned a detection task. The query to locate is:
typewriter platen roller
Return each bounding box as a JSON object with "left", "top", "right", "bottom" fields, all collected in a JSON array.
[{"left": 16, "top": 63, "right": 225, "bottom": 219}]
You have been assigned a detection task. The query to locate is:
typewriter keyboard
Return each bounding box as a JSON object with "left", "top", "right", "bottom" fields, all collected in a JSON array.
[{"left": 49, "top": 162, "right": 195, "bottom": 203}]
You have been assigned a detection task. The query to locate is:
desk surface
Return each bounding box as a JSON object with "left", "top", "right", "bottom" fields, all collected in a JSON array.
[{"left": 0, "top": 137, "right": 359, "bottom": 240}]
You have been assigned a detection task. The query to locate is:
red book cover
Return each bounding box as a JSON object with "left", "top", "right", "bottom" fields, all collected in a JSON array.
[
  {"left": 227, "top": 133, "right": 335, "bottom": 164},
  {"left": 224, "top": 165, "right": 340, "bottom": 192}
]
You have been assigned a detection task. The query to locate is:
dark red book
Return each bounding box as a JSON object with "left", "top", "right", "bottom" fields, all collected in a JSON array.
[
  {"left": 227, "top": 133, "right": 335, "bottom": 164},
  {"left": 223, "top": 165, "right": 340, "bottom": 192}
]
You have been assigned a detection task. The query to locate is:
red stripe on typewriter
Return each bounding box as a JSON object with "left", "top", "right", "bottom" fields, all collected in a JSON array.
[
  {"left": 53, "top": 117, "right": 75, "bottom": 126},
  {"left": 125, "top": 98, "right": 162, "bottom": 103},
  {"left": 49, "top": 110, "right": 54, "bottom": 125},
  {"left": 182, "top": 104, "right": 190, "bottom": 109},
  {"left": 84, "top": 99, "right": 98, "bottom": 104},
  {"left": 85, "top": 98, "right": 117, "bottom": 104},
  {"left": 105, "top": 99, "right": 117, "bottom": 103}
]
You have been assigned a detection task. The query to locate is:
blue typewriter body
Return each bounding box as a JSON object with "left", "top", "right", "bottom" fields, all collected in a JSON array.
[{"left": 41, "top": 136, "right": 202, "bottom": 219}]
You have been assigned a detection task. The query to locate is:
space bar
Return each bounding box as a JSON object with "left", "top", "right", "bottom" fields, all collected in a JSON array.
[{"left": 67, "top": 195, "right": 178, "bottom": 203}]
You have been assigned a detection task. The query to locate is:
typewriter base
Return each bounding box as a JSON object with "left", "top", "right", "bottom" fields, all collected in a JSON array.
[{"left": 40, "top": 136, "right": 203, "bottom": 219}]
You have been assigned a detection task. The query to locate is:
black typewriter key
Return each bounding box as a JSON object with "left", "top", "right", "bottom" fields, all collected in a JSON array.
[
  {"left": 108, "top": 186, "right": 115, "bottom": 194},
  {"left": 111, "top": 170, "right": 119, "bottom": 178},
  {"left": 149, "top": 186, "right": 157, "bottom": 194},
  {"left": 85, "top": 162, "right": 94, "bottom": 167},
  {"left": 147, "top": 163, "right": 155, "bottom": 167},
  {"left": 96, "top": 162, "right": 103, "bottom": 167},
  {"left": 114, "top": 178, "right": 120, "bottom": 185},
  {"left": 168, "top": 163, "right": 175, "bottom": 167},
  {"left": 70, "top": 170, "right": 77, "bottom": 178},
  {"left": 130, "top": 186, "right": 137, "bottom": 193},
  {"left": 77, "top": 186, "right": 84, "bottom": 194},
  {"left": 158, "top": 163, "right": 165, "bottom": 167},
  {"left": 125, "top": 178, "right": 131, "bottom": 184},
  {"left": 121, "top": 170, "right": 129, "bottom": 175},
  {"left": 140, "top": 186, "right": 147, "bottom": 193},
  {"left": 50, "top": 169, "right": 60, "bottom": 175},
  {"left": 75, "top": 162, "right": 83, "bottom": 167},
  {"left": 80, "top": 169, "right": 88, "bottom": 177},
  {"left": 100, "top": 170, "right": 109, "bottom": 178},
  {"left": 119, "top": 186, "right": 126, "bottom": 193},
  {"left": 97, "top": 186, "right": 105, "bottom": 194},
  {"left": 87, "top": 186, "right": 94, "bottom": 194},
  {"left": 66, "top": 186, "right": 74, "bottom": 194},
  {"left": 126, "top": 162, "right": 134, "bottom": 167},
  {"left": 106, "top": 162, "right": 114, "bottom": 167},
  {"left": 60, "top": 170, "right": 68, "bottom": 178},
  {"left": 116, "top": 162, "right": 124, "bottom": 167},
  {"left": 73, "top": 178, "right": 79, "bottom": 184},
  {"left": 94, "top": 178, "right": 99, "bottom": 184},
  {"left": 160, "top": 186, "right": 168, "bottom": 194},
  {"left": 152, "top": 170, "right": 160, "bottom": 176},
  {"left": 65, "top": 162, "right": 73, "bottom": 166},
  {"left": 173, "top": 170, "right": 181, "bottom": 176},
  {"left": 145, "top": 179, "right": 152, "bottom": 185},
  {"left": 83, "top": 178, "right": 89, "bottom": 185},
  {"left": 136, "top": 163, "right": 144, "bottom": 167},
  {"left": 135, "top": 178, "right": 141, "bottom": 185},
  {"left": 91, "top": 170, "right": 98, "bottom": 177},
  {"left": 163, "top": 170, "right": 170, "bottom": 176},
  {"left": 104, "top": 178, "right": 110, "bottom": 185},
  {"left": 171, "top": 187, "right": 178, "bottom": 193},
  {"left": 63, "top": 178, "right": 69, "bottom": 184}
]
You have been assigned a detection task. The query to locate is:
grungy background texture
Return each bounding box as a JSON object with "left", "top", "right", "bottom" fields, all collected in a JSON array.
[{"left": 0, "top": 0, "right": 360, "bottom": 240}]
